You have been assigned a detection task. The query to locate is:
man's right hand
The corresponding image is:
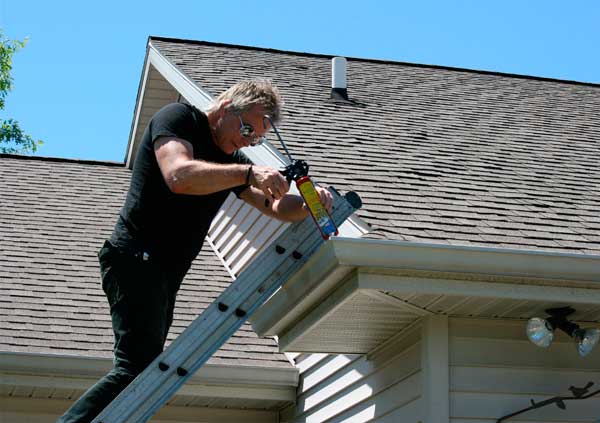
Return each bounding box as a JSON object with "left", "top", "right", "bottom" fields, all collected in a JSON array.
[{"left": 249, "top": 165, "right": 290, "bottom": 200}]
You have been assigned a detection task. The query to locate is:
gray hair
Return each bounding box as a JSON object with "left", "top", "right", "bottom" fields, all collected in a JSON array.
[{"left": 207, "top": 79, "right": 283, "bottom": 124}]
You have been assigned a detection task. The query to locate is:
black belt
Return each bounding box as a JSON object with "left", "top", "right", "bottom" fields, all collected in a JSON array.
[{"left": 104, "top": 240, "right": 151, "bottom": 262}]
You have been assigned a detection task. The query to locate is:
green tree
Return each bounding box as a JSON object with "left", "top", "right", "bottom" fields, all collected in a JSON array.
[{"left": 0, "top": 30, "right": 42, "bottom": 154}]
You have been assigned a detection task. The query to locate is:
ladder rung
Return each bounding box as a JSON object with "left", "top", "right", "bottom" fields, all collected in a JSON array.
[{"left": 92, "top": 188, "right": 359, "bottom": 423}]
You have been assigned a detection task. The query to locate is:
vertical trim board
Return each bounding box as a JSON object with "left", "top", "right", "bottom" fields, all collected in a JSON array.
[{"left": 421, "top": 315, "right": 450, "bottom": 423}]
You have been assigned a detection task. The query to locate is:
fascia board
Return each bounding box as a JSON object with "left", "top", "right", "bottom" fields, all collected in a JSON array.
[
  {"left": 329, "top": 237, "right": 600, "bottom": 284},
  {"left": 277, "top": 273, "right": 360, "bottom": 351},
  {"left": 0, "top": 351, "right": 297, "bottom": 401},
  {"left": 251, "top": 237, "right": 600, "bottom": 337},
  {"left": 250, "top": 239, "right": 354, "bottom": 336}
]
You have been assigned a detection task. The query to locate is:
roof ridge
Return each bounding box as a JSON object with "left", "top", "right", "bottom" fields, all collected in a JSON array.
[
  {"left": 0, "top": 153, "right": 124, "bottom": 167},
  {"left": 148, "top": 36, "right": 600, "bottom": 88}
]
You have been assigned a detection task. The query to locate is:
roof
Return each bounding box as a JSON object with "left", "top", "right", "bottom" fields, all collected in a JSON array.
[
  {"left": 151, "top": 37, "right": 600, "bottom": 255},
  {"left": 0, "top": 154, "right": 290, "bottom": 369}
]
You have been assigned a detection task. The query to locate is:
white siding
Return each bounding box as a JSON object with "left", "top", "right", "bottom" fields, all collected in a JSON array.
[
  {"left": 449, "top": 318, "right": 600, "bottom": 423},
  {"left": 281, "top": 324, "right": 422, "bottom": 422},
  {"left": 207, "top": 192, "right": 289, "bottom": 278},
  {"left": 282, "top": 316, "right": 600, "bottom": 422}
]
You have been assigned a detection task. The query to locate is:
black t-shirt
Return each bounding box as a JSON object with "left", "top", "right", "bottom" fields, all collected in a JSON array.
[{"left": 111, "top": 102, "right": 252, "bottom": 272}]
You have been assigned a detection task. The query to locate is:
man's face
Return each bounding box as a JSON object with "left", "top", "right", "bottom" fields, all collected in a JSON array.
[{"left": 214, "top": 104, "right": 271, "bottom": 154}]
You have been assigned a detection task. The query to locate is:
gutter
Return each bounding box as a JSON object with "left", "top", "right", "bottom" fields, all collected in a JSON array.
[
  {"left": 0, "top": 351, "right": 297, "bottom": 402},
  {"left": 251, "top": 237, "right": 600, "bottom": 337}
]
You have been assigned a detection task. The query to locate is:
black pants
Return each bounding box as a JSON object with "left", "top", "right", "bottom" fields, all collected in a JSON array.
[{"left": 57, "top": 241, "right": 182, "bottom": 423}]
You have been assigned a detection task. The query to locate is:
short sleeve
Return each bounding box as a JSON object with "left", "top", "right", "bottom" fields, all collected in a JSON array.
[
  {"left": 149, "top": 103, "right": 197, "bottom": 145},
  {"left": 231, "top": 150, "right": 254, "bottom": 198}
]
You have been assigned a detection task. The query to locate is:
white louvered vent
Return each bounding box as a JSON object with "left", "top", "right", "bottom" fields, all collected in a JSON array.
[
  {"left": 207, "top": 186, "right": 368, "bottom": 278},
  {"left": 207, "top": 193, "right": 290, "bottom": 278}
]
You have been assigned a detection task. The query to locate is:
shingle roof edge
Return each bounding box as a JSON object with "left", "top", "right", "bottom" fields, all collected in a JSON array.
[
  {"left": 0, "top": 153, "right": 124, "bottom": 167},
  {"left": 149, "top": 36, "right": 600, "bottom": 88},
  {"left": 1, "top": 351, "right": 298, "bottom": 387}
]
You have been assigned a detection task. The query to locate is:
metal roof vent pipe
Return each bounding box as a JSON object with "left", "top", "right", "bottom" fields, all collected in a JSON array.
[{"left": 331, "top": 57, "right": 349, "bottom": 101}]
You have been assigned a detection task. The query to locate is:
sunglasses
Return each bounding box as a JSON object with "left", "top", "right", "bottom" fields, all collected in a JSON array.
[{"left": 238, "top": 116, "right": 267, "bottom": 146}]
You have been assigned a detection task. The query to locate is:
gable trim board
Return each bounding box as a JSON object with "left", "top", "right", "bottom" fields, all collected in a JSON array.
[
  {"left": 126, "top": 41, "right": 214, "bottom": 168},
  {"left": 251, "top": 237, "right": 600, "bottom": 353}
]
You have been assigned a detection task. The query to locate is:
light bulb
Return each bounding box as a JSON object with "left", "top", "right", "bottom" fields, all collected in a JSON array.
[
  {"left": 526, "top": 317, "right": 554, "bottom": 348},
  {"left": 576, "top": 328, "right": 600, "bottom": 357}
]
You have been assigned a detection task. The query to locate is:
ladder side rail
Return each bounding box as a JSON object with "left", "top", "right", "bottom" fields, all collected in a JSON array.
[
  {"left": 92, "top": 189, "right": 357, "bottom": 423},
  {"left": 133, "top": 199, "right": 351, "bottom": 421},
  {"left": 93, "top": 208, "right": 313, "bottom": 420},
  {"left": 132, "top": 229, "right": 323, "bottom": 422}
]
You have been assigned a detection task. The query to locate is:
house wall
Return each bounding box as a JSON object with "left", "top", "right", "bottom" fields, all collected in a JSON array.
[
  {"left": 282, "top": 316, "right": 600, "bottom": 423},
  {"left": 449, "top": 318, "right": 600, "bottom": 423},
  {"left": 280, "top": 324, "right": 422, "bottom": 423}
]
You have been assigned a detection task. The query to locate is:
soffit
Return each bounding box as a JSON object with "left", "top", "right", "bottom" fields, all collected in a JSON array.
[{"left": 252, "top": 238, "right": 600, "bottom": 354}]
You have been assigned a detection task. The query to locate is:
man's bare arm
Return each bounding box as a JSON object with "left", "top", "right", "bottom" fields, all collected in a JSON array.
[
  {"left": 154, "top": 137, "right": 287, "bottom": 197},
  {"left": 239, "top": 185, "right": 333, "bottom": 222}
]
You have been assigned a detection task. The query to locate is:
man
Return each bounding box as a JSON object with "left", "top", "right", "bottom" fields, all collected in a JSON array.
[{"left": 58, "top": 80, "right": 332, "bottom": 422}]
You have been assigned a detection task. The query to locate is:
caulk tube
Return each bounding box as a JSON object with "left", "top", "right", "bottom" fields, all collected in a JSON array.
[{"left": 296, "top": 176, "right": 338, "bottom": 240}]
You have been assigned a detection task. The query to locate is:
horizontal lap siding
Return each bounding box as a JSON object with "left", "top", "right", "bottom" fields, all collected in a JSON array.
[
  {"left": 449, "top": 318, "right": 600, "bottom": 423},
  {"left": 207, "top": 193, "right": 288, "bottom": 277},
  {"left": 282, "top": 334, "right": 422, "bottom": 422}
]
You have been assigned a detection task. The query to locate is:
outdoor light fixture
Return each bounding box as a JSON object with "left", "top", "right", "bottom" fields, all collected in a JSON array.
[{"left": 526, "top": 307, "right": 600, "bottom": 357}]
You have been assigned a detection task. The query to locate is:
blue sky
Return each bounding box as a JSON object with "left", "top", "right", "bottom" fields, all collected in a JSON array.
[{"left": 3, "top": 1, "right": 599, "bottom": 162}]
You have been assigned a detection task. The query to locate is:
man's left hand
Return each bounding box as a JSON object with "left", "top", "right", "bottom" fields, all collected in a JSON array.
[{"left": 315, "top": 186, "right": 333, "bottom": 212}]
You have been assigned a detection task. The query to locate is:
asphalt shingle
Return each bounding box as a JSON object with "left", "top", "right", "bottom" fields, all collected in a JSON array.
[
  {"left": 152, "top": 38, "right": 599, "bottom": 254},
  {"left": 0, "top": 155, "right": 290, "bottom": 368},
  {"left": 2, "top": 38, "right": 599, "bottom": 365}
]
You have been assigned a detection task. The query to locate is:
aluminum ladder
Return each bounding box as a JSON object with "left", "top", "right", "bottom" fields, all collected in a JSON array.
[{"left": 91, "top": 188, "right": 361, "bottom": 422}]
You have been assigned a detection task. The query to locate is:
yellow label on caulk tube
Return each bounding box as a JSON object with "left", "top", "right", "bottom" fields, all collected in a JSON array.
[{"left": 296, "top": 177, "right": 338, "bottom": 239}]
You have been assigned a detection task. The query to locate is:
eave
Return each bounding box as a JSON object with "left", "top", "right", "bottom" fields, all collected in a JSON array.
[
  {"left": 0, "top": 351, "right": 297, "bottom": 408},
  {"left": 251, "top": 238, "right": 600, "bottom": 354}
]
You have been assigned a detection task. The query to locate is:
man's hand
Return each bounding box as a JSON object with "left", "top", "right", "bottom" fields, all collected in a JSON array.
[
  {"left": 313, "top": 186, "right": 333, "bottom": 212},
  {"left": 249, "top": 165, "right": 290, "bottom": 200}
]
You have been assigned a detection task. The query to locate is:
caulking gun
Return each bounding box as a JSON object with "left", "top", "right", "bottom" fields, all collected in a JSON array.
[{"left": 264, "top": 115, "right": 338, "bottom": 240}]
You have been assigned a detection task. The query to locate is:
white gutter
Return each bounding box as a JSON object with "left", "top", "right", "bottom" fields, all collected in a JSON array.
[
  {"left": 332, "top": 237, "right": 599, "bottom": 281},
  {"left": 0, "top": 351, "right": 297, "bottom": 402},
  {"left": 251, "top": 237, "right": 600, "bottom": 337}
]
